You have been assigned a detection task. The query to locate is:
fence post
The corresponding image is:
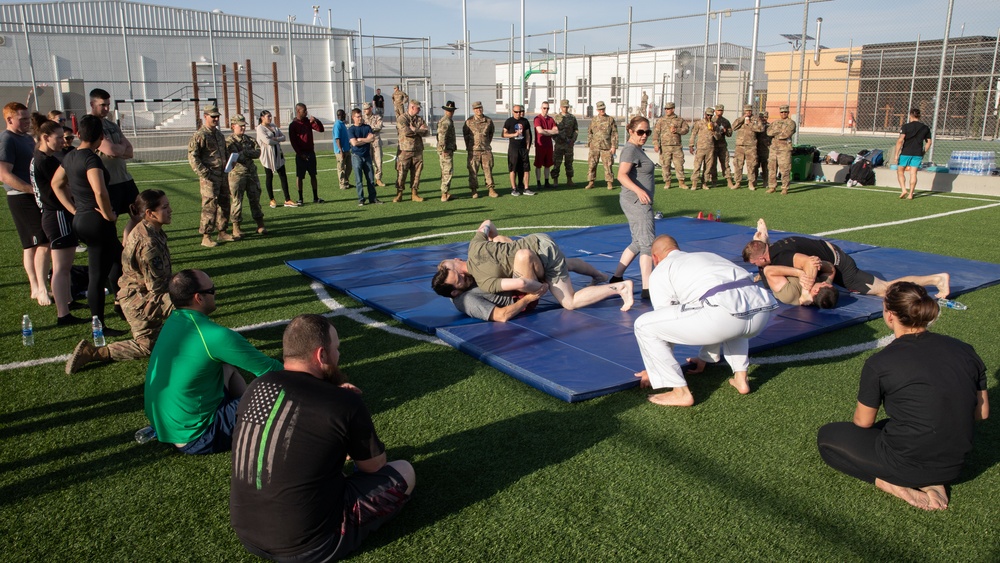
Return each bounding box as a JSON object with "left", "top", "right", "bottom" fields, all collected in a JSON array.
[
  {"left": 232, "top": 62, "right": 241, "bottom": 117},
  {"left": 907, "top": 36, "right": 920, "bottom": 116},
  {"left": 221, "top": 64, "right": 229, "bottom": 128},
  {"left": 929, "top": 0, "right": 955, "bottom": 163},
  {"left": 18, "top": 6, "right": 39, "bottom": 112},
  {"left": 272, "top": 62, "right": 281, "bottom": 128},
  {"left": 841, "top": 39, "right": 852, "bottom": 134},
  {"left": 192, "top": 62, "right": 201, "bottom": 129},
  {"left": 983, "top": 27, "right": 1000, "bottom": 140},
  {"left": 246, "top": 59, "right": 254, "bottom": 121}
]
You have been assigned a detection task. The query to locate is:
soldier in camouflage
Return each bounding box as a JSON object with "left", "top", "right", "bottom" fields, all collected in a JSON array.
[
  {"left": 362, "top": 102, "right": 386, "bottom": 186},
  {"left": 438, "top": 101, "right": 458, "bottom": 201},
  {"left": 652, "top": 101, "right": 689, "bottom": 189},
  {"left": 551, "top": 99, "right": 578, "bottom": 187},
  {"left": 586, "top": 101, "right": 618, "bottom": 189},
  {"left": 395, "top": 100, "right": 430, "bottom": 202},
  {"left": 392, "top": 85, "right": 409, "bottom": 119},
  {"left": 710, "top": 104, "right": 735, "bottom": 188},
  {"left": 639, "top": 91, "right": 649, "bottom": 117},
  {"left": 755, "top": 111, "right": 771, "bottom": 185},
  {"left": 688, "top": 107, "right": 720, "bottom": 190},
  {"left": 226, "top": 114, "right": 266, "bottom": 238},
  {"left": 187, "top": 105, "right": 233, "bottom": 248},
  {"left": 767, "top": 105, "right": 797, "bottom": 195},
  {"left": 731, "top": 104, "right": 765, "bottom": 190},
  {"left": 463, "top": 101, "right": 497, "bottom": 198}
]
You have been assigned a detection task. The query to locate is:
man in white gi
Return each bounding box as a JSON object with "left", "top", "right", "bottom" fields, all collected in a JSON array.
[{"left": 634, "top": 235, "right": 778, "bottom": 406}]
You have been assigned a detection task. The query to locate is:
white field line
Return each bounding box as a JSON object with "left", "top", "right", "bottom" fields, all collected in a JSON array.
[
  {"left": 750, "top": 335, "right": 895, "bottom": 365},
  {"left": 812, "top": 201, "right": 1000, "bottom": 237},
  {"left": 825, "top": 183, "right": 1000, "bottom": 203}
]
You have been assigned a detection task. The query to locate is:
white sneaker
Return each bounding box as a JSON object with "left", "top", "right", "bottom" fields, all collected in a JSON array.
[{"left": 523, "top": 189, "right": 536, "bottom": 196}]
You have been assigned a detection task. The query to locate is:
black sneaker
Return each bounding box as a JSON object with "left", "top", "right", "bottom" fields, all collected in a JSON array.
[
  {"left": 370, "top": 198, "right": 384, "bottom": 205},
  {"left": 314, "top": 198, "right": 326, "bottom": 204},
  {"left": 57, "top": 314, "right": 88, "bottom": 326},
  {"left": 358, "top": 200, "right": 366, "bottom": 207},
  {"left": 102, "top": 326, "right": 129, "bottom": 338},
  {"left": 296, "top": 199, "right": 304, "bottom": 206}
]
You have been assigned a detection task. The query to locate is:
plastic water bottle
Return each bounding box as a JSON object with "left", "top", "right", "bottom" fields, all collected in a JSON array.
[
  {"left": 92, "top": 316, "right": 106, "bottom": 347},
  {"left": 937, "top": 298, "right": 968, "bottom": 311},
  {"left": 135, "top": 425, "right": 157, "bottom": 444},
  {"left": 22, "top": 314, "right": 34, "bottom": 346},
  {"left": 715, "top": 210, "right": 722, "bottom": 222}
]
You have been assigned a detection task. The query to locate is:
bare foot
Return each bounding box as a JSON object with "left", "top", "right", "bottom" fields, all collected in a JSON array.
[
  {"left": 907, "top": 193, "right": 914, "bottom": 200},
  {"left": 875, "top": 478, "right": 933, "bottom": 510},
  {"left": 933, "top": 273, "right": 951, "bottom": 299},
  {"left": 647, "top": 387, "right": 695, "bottom": 407},
  {"left": 754, "top": 218, "right": 768, "bottom": 242},
  {"left": 899, "top": 192, "right": 907, "bottom": 199},
  {"left": 590, "top": 272, "right": 609, "bottom": 286},
  {"left": 729, "top": 371, "right": 751, "bottom": 394},
  {"left": 684, "top": 358, "right": 706, "bottom": 375},
  {"left": 616, "top": 280, "right": 635, "bottom": 311},
  {"left": 634, "top": 370, "right": 651, "bottom": 389},
  {"left": 921, "top": 485, "right": 949, "bottom": 510},
  {"left": 35, "top": 292, "right": 52, "bottom": 306}
]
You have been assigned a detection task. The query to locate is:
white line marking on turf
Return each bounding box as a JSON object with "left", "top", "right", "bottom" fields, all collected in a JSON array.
[
  {"left": 309, "top": 282, "right": 447, "bottom": 346},
  {"left": 828, "top": 184, "right": 1000, "bottom": 203},
  {"left": 750, "top": 335, "right": 895, "bottom": 365},
  {"left": 813, "top": 202, "right": 1000, "bottom": 237}
]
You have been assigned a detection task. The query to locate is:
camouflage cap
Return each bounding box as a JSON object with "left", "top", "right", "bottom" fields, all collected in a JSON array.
[
  {"left": 472, "top": 101, "right": 483, "bottom": 109},
  {"left": 230, "top": 114, "right": 247, "bottom": 125},
  {"left": 664, "top": 102, "right": 676, "bottom": 109},
  {"left": 705, "top": 107, "right": 715, "bottom": 115},
  {"left": 410, "top": 100, "right": 422, "bottom": 108},
  {"left": 743, "top": 104, "right": 753, "bottom": 112},
  {"left": 203, "top": 104, "right": 220, "bottom": 117},
  {"left": 779, "top": 105, "right": 790, "bottom": 112},
  {"left": 560, "top": 99, "right": 570, "bottom": 108},
  {"left": 362, "top": 102, "right": 372, "bottom": 109},
  {"left": 714, "top": 104, "right": 724, "bottom": 111},
  {"left": 761, "top": 111, "right": 770, "bottom": 118},
  {"left": 596, "top": 101, "right": 606, "bottom": 110}
]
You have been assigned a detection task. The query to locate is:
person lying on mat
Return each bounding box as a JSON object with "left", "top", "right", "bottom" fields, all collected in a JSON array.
[
  {"left": 432, "top": 219, "right": 634, "bottom": 315},
  {"left": 742, "top": 218, "right": 950, "bottom": 308},
  {"left": 634, "top": 235, "right": 778, "bottom": 406}
]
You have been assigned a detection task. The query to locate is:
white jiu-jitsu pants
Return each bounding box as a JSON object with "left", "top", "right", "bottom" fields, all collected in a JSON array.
[{"left": 634, "top": 302, "right": 773, "bottom": 389}]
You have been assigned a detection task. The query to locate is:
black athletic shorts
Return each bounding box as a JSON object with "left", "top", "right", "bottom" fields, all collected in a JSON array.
[
  {"left": 108, "top": 179, "right": 139, "bottom": 216},
  {"left": 295, "top": 152, "right": 318, "bottom": 179},
  {"left": 507, "top": 148, "right": 530, "bottom": 174},
  {"left": 829, "top": 244, "right": 877, "bottom": 294},
  {"left": 8, "top": 194, "right": 48, "bottom": 248},
  {"left": 41, "top": 209, "right": 78, "bottom": 250}
]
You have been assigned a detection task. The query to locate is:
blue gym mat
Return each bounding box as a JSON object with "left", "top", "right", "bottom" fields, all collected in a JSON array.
[{"left": 288, "top": 218, "right": 1000, "bottom": 402}]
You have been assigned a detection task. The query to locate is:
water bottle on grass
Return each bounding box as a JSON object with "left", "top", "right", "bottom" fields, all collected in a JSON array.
[
  {"left": 22, "top": 315, "right": 34, "bottom": 346},
  {"left": 135, "top": 426, "right": 157, "bottom": 444},
  {"left": 92, "top": 316, "right": 106, "bottom": 347},
  {"left": 937, "top": 298, "right": 967, "bottom": 311}
]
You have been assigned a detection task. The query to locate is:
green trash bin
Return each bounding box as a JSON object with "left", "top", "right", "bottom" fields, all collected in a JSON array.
[{"left": 790, "top": 145, "right": 817, "bottom": 181}]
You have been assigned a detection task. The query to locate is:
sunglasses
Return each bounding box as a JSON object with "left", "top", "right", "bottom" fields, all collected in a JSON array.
[
  {"left": 634, "top": 129, "right": 651, "bottom": 136},
  {"left": 196, "top": 286, "right": 216, "bottom": 295},
  {"left": 513, "top": 110, "right": 524, "bottom": 113}
]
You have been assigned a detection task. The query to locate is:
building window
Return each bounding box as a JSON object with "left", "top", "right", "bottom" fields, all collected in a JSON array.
[
  {"left": 496, "top": 83, "right": 503, "bottom": 105},
  {"left": 577, "top": 78, "right": 588, "bottom": 104},
  {"left": 611, "top": 76, "right": 622, "bottom": 104},
  {"left": 547, "top": 79, "right": 555, "bottom": 102}
]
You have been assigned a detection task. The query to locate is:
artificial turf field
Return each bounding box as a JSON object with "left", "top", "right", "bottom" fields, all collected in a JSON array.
[{"left": 2, "top": 149, "right": 1000, "bottom": 561}]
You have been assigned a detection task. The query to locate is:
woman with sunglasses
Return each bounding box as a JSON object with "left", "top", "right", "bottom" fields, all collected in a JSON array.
[
  {"left": 256, "top": 110, "right": 296, "bottom": 208},
  {"left": 609, "top": 115, "right": 656, "bottom": 300}
]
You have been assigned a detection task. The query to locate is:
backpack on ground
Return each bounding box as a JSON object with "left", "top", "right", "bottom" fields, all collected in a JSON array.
[
  {"left": 848, "top": 158, "right": 876, "bottom": 186},
  {"left": 836, "top": 153, "right": 854, "bottom": 165},
  {"left": 865, "top": 149, "right": 884, "bottom": 167}
]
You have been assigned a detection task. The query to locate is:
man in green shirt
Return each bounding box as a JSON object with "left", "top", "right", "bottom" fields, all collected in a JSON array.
[{"left": 144, "top": 269, "right": 282, "bottom": 455}]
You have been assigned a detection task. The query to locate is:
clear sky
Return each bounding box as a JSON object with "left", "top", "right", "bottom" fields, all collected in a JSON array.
[{"left": 153, "top": 0, "right": 998, "bottom": 56}]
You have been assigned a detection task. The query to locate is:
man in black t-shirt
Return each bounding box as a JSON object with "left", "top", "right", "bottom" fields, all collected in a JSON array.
[
  {"left": 503, "top": 105, "right": 533, "bottom": 196},
  {"left": 372, "top": 88, "right": 385, "bottom": 116},
  {"left": 230, "top": 314, "right": 414, "bottom": 562},
  {"left": 894, "top": 108, "right": 932, "bottom": 200}
]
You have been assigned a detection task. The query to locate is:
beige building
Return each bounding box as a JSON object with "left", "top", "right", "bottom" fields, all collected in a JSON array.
[{"left": 764, "top": 47, "right": 861, "bottom": 130}]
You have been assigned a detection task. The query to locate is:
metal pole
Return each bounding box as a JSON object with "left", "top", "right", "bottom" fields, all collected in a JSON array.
[
  {"left": 358, "top": 20, "right": 366, "bottom": 104},
  {"left": 908, "top": 35, "right": 920, "bottom": 116},
  {"left": 715, "top": 12, "right": 722, "bottom": 106},
  {"left": 841, "top": 39, "right": 852, "bottom": 134},
  {"left": 509, "top": 25, "right": 514, "bottom": 112},
  {"left": 520, "top": 0, "right": 525, "bottom": 107},
  {"left": 287, "top": 17, "right": 296, "bottom": 107},
  {"left": 701, "top": 0, "right": 711, "bottom": 109},
  {"left": 872, "top": 49, "right": 883, "bottom": 134},
  {"left": 747, "top": 0, "right": 761, "bottom": 105},
  {"left": 19, "top": 6, "right": 39, "bottom": 112},
  {"left": 563, "top": 17, "right": 569, "bottom": 102},
  {"left": 272, "top": 62, "right": 281, "bottom": 128},
  {"left": 463, "top": 0, "right": 470, "bottom": 115},
  {"left": 399, "top": 39, "right": 404, "bottom": 88},
  {"left": 943, "top": 45, "right": 957, "bottom": 135},
  {"left": 232, "top": 62, "right": 241, "bottom": 117},
  {"left": 118, "top": 3, "right": 137, "bottom": 135},
  {"left": 246, "top": 59, "right": 254, "bottom": 120},
  {"left": 929, "top": 0, "right": 955, "bottom": 162},
  {"left": 371, "top": 34, "right": 376, "bottom": 92},
  {"left": 794, "top": 0, "right": 810, "bottom": 143},
  {"left": 222, "top": 64, "right": 230, "bottom": 126},
  {"left": 982, "top": 26, "right": 1000, "bottom": 139},
  {"left": 208, "top": 12, "right": 218, "bottom": 102},
  {"left": 192, "top": 62, "right": 201, "bottom": 129},
  {"left": 626, "top": 6, "right": 633, "bottom": 115}
]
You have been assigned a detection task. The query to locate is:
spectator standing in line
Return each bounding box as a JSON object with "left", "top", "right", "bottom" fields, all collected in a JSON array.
[
  {"left": 894, "top": 108, "right": 932, "bottom": 200},
  {"left": 710, "top": 104, "right": 735, "bottom": 189},
  {"left": 766, "top": 105, "right": 797, "bottom": 195},
  {"left": 61, "top": 127, "right": 76, "bottom": 157},
  {"left": 392, "top": 85, "right": 409, "bottom": 119},
  {"left": 89, "top": 88, "right": 140, "bottom": 240},
  {"left": 226, "top": 114, "right": 266, "bottom": 238},
  {"left": 639, "top": 91, "right": 649, "bottom": 117},
  {"left": 1, "top": 102, "right": 51, "bottom": 306},
  {"left": 502, "top": 105, "right": 533, "bottom": 196},
  {"left": 585, "top": 101, "right": 617, "bottom": 190},
  {"left": 188, "top": 105, "right": 234, "bottom": 248},
  {"left": 532, "top": 101, "right": 558, "bottom": 190},
  {"left": 688, "top": 107, "right": 718, "bottom": 190},
  {"left": 347, "top": 108, "right": 380, "bottom": 206},
  {"left": 755, "top": 111, "right": 770, "bottom": 184},
  {"left": 332, "top": 109, "right": 352, "bottom": 193},
  {"left": 288, "top": 103, "right": 325, "bottom": 205},
  {"left": 463, "top": 101, "right": 497, "bottom": 198},
  {"left": 651, "top": 101, "right": 689, "bottom": 189},
  {"left": 256, "top": 110, "right": 296, "bottom": 208},
  {"left": 372, "top": 87, "right": 385, "bottom": 117},
  {"left": 731, "top": 104, "right": 764, "bottom": 190},
  {"left": 394, "top": 100, "right": 429, "bottom": 203},
  {"left": 551, "top": 99, "right": 579, "bottom": 187},
  {"left": 438, "top": 101, "right": 458, "bottom": 201},
  {"left": 362, "top": 102, "right": 386, "bottom": 187}
]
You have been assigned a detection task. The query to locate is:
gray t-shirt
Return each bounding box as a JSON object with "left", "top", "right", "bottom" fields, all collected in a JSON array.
[
  {"left": 453, "top": 287, "right": 515, "bottom": 321},
  {"left": 620, "top": 142, "right": 655, "bottom": 198},
  {"left": 0, "top": 129, "right": 35, "bottom": 196},
  {"left": 98, "top": 118, "right": 133, "bottom": 185}
]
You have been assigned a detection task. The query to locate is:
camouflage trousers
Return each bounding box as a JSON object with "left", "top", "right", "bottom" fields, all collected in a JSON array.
[
  {"left": 658, "top": 146, "right": 686, "bottom": 187},
  {"left": 551, "top": 144, "right": 574, "bottom": 183},
  {"left": 372, "top": 140, "right": 383, "bottom": 181},
  {"left": 733, "top": 145, "right": 758, "bottom": 188},
  {"left": 199, "top": 176, "right": 230, "bottom": 235},
  {"left": 587, "top": 148, "right": 614, "bottom": 184},
  {"left": 710, "top": 143, "right": 733, "bottom": 184},
  {"left": 229, "top": 171, "right": 264, "bottom": 224},
  {"left": 690, "top": 147, "right": 715, "bottom": 189},
  {"left": 107, "top": 290, "right": 171, "bottom": 361},
  {"left": 439, "top": 150, "right": 453, "bottom": 193},
  {"left": 396, "top": 150, "right": 424, "bottom": 191},
  {"left": 467, "top": 150, "right": 495, "bottom": 193},
  {"left": 336, "top": 152, "right": 353, "bottom": 189},
  {"left": 768, "top": 145, "right": 793, "bottom": 191}
]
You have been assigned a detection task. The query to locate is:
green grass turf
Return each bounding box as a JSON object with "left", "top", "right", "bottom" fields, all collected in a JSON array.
[{"left": 3, "top": 149, "right": 1000, "bottom": 561}]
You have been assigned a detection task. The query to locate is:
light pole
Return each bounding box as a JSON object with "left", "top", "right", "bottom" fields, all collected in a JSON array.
[{"left": 711, "top": 9, "right": 731, "bottom": 106}]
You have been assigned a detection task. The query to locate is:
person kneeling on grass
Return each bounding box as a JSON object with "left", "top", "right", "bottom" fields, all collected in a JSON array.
[
  {"left": 633, "top": 235, "right": 777, "bottom": 406},
  {"left": 144, "top": 269, "right": 282, "bottom": 455},
  {"left": 230, "top": 314, "right": 414, "bottom": 562},
  {"left": 817, "top": 282, "right": 988, "bottom": 510}
]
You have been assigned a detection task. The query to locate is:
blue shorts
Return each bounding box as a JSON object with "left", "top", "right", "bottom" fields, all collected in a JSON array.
[
  {"left": 177, "top": 395, "right": 241, "bottom": 455},
  {"left": 898, "top": 155, "right": 922, "bottom": 168}
]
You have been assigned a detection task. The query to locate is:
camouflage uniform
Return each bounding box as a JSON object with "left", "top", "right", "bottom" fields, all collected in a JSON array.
[
  {"left": 767, "top": 112, "right": 797, "bottom": 194},
  {"left": 463, "top": 111, "right": 496, "bottom": 197},
  {"left": 395, "top": 108, "right": 429, "bottom": 202},
  {"left": 437, "top": 112, "right": 457, "bottom": 196},
  {"left": 109, "top": 220, "right": 173, "bottom": 361},
  {"left": 710, "top": 112, "right": 734, "bottom": 187},
  {"left": 755, "top": 113, "right": 771, "bottom": 185},
  {"left": 188, "top": 125, "right": 230, "bottom": 235},
  {"left": 731, "top": 110, "right": 765, "bottom": 190},
  {"left": 226, "top": 132, "right": 264, "bottom": 225},
  {"left": 586, "top": 109, "right": 618, "bottom": 189},
  {"left": 551, "top": 103, "right": 578, "bottom": 186},
  {"left": 363, "top": 110, "right": 385, "bottom": 184},
  {"left": 652, "top": 110, "right": 689, "bottom": 189},
  {"left": 392, "top": 88, "right": 409, "bottom": 118},
  {"left": 688, "top": 113, "right": 719, "bottom": 190}
]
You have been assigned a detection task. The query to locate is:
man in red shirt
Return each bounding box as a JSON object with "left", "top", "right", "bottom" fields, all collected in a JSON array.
[
  {"left": 533, "top": 102, "right": 558, "bottom": 190},
  {"left": 288, "top": 103, "right": 325, "bottom": 205}
]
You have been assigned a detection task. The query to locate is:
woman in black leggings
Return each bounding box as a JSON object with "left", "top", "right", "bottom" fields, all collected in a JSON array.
[
  {"left": 51, "top": 114, "right": 127, "bottom": 336},
  {"left": 817, "top": 282, "right": 988, "bottom": 510},
  {"left": 256, "top": 110, "right": 296, "bottom": 208}
]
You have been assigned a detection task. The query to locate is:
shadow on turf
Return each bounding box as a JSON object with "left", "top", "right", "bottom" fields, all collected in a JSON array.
[{"left": 952, "top": 374, "right": 1000, "bottom": 484}]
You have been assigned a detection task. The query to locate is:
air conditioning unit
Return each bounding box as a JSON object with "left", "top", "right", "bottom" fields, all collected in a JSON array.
[
  {"left": 0, "top": 37, "right": 7, "bottom": 47},
  {"left": 271, "top": 45, "right": 281, "bottom": 55}
]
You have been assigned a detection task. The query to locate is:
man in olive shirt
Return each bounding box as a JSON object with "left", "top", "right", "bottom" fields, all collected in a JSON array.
[
  {"left": 145, "top": 269, "right": 282, "bottom": 455},
  {"left": 89, "top": 88, "right": 140, "bottom": 239}
]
